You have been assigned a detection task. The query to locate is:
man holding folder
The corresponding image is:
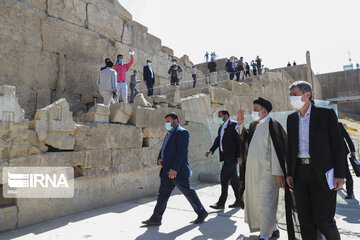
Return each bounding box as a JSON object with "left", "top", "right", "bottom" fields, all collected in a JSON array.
[{"left": 286, "top": 81, "right": 345, "bottom": 240}]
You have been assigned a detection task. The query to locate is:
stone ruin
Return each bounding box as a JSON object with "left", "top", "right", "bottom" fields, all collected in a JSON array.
[{"left": 0, "top": 0, "right": 320, "bottom": 233}]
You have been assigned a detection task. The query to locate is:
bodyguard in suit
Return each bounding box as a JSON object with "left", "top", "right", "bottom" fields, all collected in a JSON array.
[
  {"left": 143, "top": 59, "right": 155, "bottom": 96},
  {"left": 338, "top": 122, "right": 356, "bottom": 199},
  {"left": 286, "top": 81, "right": 345, "bottom": 240},
  {"left": 205, "top": 110, "right": 243, "bottom": 209},
  {"left": 142, "top": 113, "right": 208, "bottom": 226}
]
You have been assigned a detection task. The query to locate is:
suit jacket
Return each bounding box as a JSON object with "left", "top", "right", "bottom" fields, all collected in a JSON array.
[
  {"left": 143, "top": 65, "right": 155, "bottom": 84},
  {"left": 157, "top": 126, "right": 192, "bottom": 179},
  {"left": 287, "top": 104, "right": 345, "bottom": 189},
  {"left": 210, "top": 119, "right": 241, "bottom": 162},
  {"left": 338, "top": 122, "right": 355, "bottom": 155}
]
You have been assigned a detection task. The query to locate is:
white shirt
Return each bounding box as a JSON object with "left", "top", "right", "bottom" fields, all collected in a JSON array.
[
  {"left": 297, "top": 104, "right": 311, "bottom": 158},
  {"left": 258, "top": 115, "right": 270, "bottom": 125},
  {"left": 149, "top": 66, "right": 154, "bottom": 78},
  {"left": 220, "top": 118, "right": 230, "bottom": 152}
]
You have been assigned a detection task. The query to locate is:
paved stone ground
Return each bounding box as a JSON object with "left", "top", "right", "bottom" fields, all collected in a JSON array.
[{"left": 0, "top": 175, "right": 359, "bottom": 240}]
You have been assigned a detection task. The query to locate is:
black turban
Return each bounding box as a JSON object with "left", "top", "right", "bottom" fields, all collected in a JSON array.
[{"left": 253, "top": 97, "right": 272, "bottom": 113}]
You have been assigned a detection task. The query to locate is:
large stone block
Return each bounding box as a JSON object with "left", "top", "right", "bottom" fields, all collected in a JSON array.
[
  {"left": 0, "top": 206, "right": 17, "bottom": 232},
  {"left": 41, "top": 17, "right": 110, "bottom": 62},
  {"left": 0, "top": 1, "right": 44, "bottom": 50},
  {"left": 109, "top": 102, "right": 133, "bottom": 123},
  {"left": 86, "top": 104, "right": 110, "bottom": 123},
  {"left": 23, "top": 0, "right": 47, "bottom": 11},
  {"left": 75, "top": 123, "right": 143, "bottom": 150},
  {"left": 129, "top": 106, "right": 185, "bottom": 128},
  {"left": 0, "top": 85, "right": 25, "bottom": 123},
  {"left": 48, "top": 0, "right": 87, "bottom": 27},
  {"left": 166, "top": 85, "right": 181, "bottom": 107},
  {"left": 210, "top": 87, "right": 234, "bottom": 105},
  {"left": 41, "top": 151, "right": 87, "bottom": 167},
  {"left": 111, "top": 148, "right": 143, "bottom": 172},
  {"left": 34, "top": 98, "right": 76, "bottom": 150},
  {"left": 161, "top": 46, "right": 174, "bottom": 57},
  {"left": 85, "top": 149, "right": 112, "bottom": 168},
  {"left": 87, "top": 3, "right": 124, "bottom": 41},
  {"left": 180, "top": 93, "right": 212, "bottom": 124},
  {"left": 85, "top": 0, "right": 132, "bottom": 21},
  {"left": 134, "top": 93, "right": 152, "bottom": 107}
]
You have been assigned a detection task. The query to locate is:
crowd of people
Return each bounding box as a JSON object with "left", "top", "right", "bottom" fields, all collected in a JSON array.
[
  {"left": 205, "top": 51, "right": 217, "bottom": 62},
  {"left": 141, "top": 80, "right": 357, "bottom": 240},
  {"left": 96, "top": 50, "right": 190, "bottom": 106}
]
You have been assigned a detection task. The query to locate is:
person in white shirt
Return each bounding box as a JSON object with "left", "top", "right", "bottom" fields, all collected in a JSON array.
[
  {"left": 205, "top": 110, "right": 243, "bottom": 210},
  {"left": 96, "top": 60, "right": 117, "bottom": 106}
]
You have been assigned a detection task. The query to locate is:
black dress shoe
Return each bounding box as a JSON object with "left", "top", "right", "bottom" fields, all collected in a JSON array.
[
  {"left": 271, "top": 230, "right": 280, "bottom": 239},
  {"left": 141, "top": 219, "right": 161, "bottom": 226},
  {"left": 228, "top": 201, "right": 244, "bottom": 209},
  {"left": 209, "top": 204, "right": 224, "bottom": 210},
  {"left": 345, "top": 194, "right": 355, "bottom": 199},
  {"left": 191, "top": 211, "right": 208, "bottom": 224}
]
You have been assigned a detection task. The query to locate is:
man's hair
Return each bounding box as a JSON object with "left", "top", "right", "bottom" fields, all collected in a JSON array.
[
  {"left": 133, "top": 70, "right": 137, "bottom": 73},
  {"left": 117, "top": 54, "right": 123, "bottom": 58},
  {"left": 218, "top": 110, "right": 230, "bottom": 117},
  {"left": 104, "top": 58, "right": 110, "bottom": 64},
  {"left": 289, "top": 81, "right": 313, "bottom": 99},
  {"left": 171, "top": 59, "right": 177, "bottom": 62},
  {"left": 147, "top": 59, "right": 151, "bottom": 63},
  {"left": 106, "top": 60, "right": 114, "bottom": 68},
  {"left": 165, "top": 113, "right": 179, "bottom": 121}
]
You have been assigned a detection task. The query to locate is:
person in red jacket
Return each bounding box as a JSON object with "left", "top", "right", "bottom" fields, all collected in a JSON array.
[{"left": 113, "top": 50, "right": 134, "bottom": 103}]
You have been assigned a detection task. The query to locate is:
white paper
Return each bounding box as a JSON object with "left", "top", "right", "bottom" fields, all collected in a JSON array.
[
  {"left": 325, "top": 168, "right": 346, "bottom": 190},
  {"left": 326, "top": 168, "right": 335, "bottom": 190}
]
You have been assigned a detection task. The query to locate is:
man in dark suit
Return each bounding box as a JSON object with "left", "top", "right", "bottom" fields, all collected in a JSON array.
[
  {"left": 142, "top": 113, "right": 208, "bottom": 226},
  {"left": 205, "top": 110, "right": 243, "bottom": 209},
  {"left": 338, "top": 122, "right": 356, "bottom": 199},
  {"left": 143, "top": 59, "right": 155, "bottom": 96},
  {"left": 286, "top": 81, "right": 345, "bottom": 240}
]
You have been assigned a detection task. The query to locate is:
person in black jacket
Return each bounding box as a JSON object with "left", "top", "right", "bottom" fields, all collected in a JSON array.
[
  {"left": 168, "top": 59, "right": 182, "bottom": 86},
  {"left": 338, "top": 122, "right": 356, "bottom": 199},
  {"left": 207, "top": 60, "right": 217, "bottom": 86},
  {"left": 143, "top": 59, "right": 155, "bottom": 96},
  {"left": 225, "top": 59, "right": 234, "bottom": 80},
  {"left": 287, "top": 81, "right": 345, "bottom": 240},
  {"left": 205, "top": 110, "right": 243, "bottom": 209}
]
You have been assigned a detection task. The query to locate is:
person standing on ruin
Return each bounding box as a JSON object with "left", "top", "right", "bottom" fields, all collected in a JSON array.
[
  {"left": 168, "top": 59, "right": 183, "bottom": 86},
  {"left": 129, "top": 70, "right": 139, "bottom": 103},
  {"left": 256, "top": 56, "right": 262, "bottom": 75},
  {"left": 207, "top": 59, "right": 217, "bottom": 86},
  {"left": 191, "top": 65, "right": 198, "bottom": 88},
  {"left": 251, "top": 60, "right": 257, "bottom": 76},
  {"left": 142, "top": 113, "right": 208, "bottom": 226},
  {"left": 245, "top": 62, "right": 251, "bottom": 78},
  {"left": 143, "top": 59, "right": 155, "bottom": 96},
  {"left": 96, "top": 60, "right": 117, "bottom": 106},
  {"left": 225, "top": 59, "right": 234, "bottom": 80},
  {"left": 113, "top": 50, "right": 135, "bottom": 103},
  {"left": 100, "top": 58, "right": 111, "bottom": 71},
  {"left": 205, "top": 52, "right": 209, "bottom": 62}
]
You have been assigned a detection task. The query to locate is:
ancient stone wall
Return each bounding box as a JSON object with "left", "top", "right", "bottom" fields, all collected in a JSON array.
[
  {"left": 317, "top": 69, "right": 360, "bottom": 120},
  {"left": 0, "top": 0, "right": 198, "bottom": 119},
  {"left": 0, "top": 70, "right": 295, "bottom": 231}
]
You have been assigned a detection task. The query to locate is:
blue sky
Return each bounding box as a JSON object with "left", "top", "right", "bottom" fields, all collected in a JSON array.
[{"left": 118, "top": 0, "right": 360, "bottom": 74}]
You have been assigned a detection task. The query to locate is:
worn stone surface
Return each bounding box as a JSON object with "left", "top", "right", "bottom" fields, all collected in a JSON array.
[
  {"left": 0, "top": 206, "right": 17, "bottom": 232},
  {"left": 86, "top": 104, "right": 110, "bottom": 123},
  {"left": 129, "top": 106, "right": 185, "bottom": 128},
  {"left": 180, "top": 93, "right": 212, "bottom": 124},
  {"left": 75, "top": 123, "right": 143, "bottom": 150},
  {"left": 0, "top": 85, "right": 25, "bottom": 122},
  {"left": 134, "top": 93, "right": 152, "bottom": 107},
  {"left": 34, "top": 98, "right": 76, "bottom": 150},
  {"left": 109, "top": 102, "right": 133, "bottom": 123},
  {"left": 210, "top": 87, "right": 234, "bottom": 105},
  {"left": 166, "top": 85, "right": 181, "bottom": 107},
  {"left": 47, "top": 0, "right": 87, "bottom": 27}
]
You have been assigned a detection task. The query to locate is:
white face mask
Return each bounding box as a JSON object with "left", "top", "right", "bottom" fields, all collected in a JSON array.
[
  {"left": 290, "top": 96, "right": 305, "bottom": 110},
  {"left": 251, "top": 111, "right": 260, "bottom": 121}
]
